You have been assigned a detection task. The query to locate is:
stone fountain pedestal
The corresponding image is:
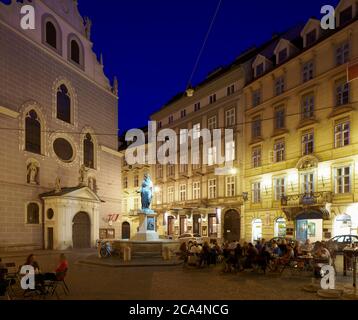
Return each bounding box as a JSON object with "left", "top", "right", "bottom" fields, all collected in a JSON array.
[{"left": 133, "top": 211, "right": 159, "bottom": 241}]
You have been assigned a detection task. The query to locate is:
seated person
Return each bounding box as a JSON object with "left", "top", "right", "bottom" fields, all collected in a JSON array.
[
  {"left": 42, "top": 254, "right": 69, "bottom": 282},
  {"left": 245, "top": 243, "right": 259, "bottom": 268},
  {"left": 293, "top": 241, "right": 303, "bottom": 258},
  {"left": 271, "top": 243, "right": 282, "bottom": 257},
  {"left": 301, "top": 239, "right": 313, "bottom": 253},
  {"left": 277, "top": 244, "right": 294, "bottom": 265}
]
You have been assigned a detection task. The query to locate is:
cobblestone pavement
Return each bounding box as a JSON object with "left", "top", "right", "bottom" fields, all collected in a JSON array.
[{"left": 0, "top": 250, "right": 355, "bottom": 300}]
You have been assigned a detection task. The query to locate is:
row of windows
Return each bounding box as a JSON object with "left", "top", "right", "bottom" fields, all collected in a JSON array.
[
  {"left": 253, "top": 35, "right": 350, "bottom": 81},
  {"left": 251, "top": 165, "right": 353, "bottom": 204},
  {"left": 251, "top": 78, "right": 350, "bottom": 141},
  {"left": 251, "top": 119, "right": 350, "bottom": 168},
  {"left": 155, "top": 177, "right": 236, "bottom": 204},
  {"left": 159, "top": 85, "right": 237, "bottom": 128},
  {"left": 44, "top": 16, "right": 84, "bottom": 67},
  {"left": 25, "top": 108, "right": 95, "bottom": 168}
]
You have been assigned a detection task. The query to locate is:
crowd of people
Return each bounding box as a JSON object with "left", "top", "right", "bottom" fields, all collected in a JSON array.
[{"left": 179, "top": 238, "right": 334, "bottom": 277}]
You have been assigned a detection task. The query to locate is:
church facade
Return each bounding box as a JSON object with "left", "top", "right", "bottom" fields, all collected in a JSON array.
[{"left": 0, "top": 0, "right": 121, "bottom": 251}]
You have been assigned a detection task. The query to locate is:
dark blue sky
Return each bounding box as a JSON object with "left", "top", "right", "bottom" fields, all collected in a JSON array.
[{"left": 7, "top": 0, "right": 340, "bottom": 132}]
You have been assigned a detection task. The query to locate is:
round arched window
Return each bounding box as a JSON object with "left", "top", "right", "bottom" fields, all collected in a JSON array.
[
  {"left": 47, "top": 208, "right": 54, "bottom": 220},
  {"left": 53, "top": 138, "right": 74, "bottom": 162}
]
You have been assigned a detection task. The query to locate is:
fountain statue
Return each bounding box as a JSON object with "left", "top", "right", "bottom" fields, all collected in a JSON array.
[{"left": 138, "top": 174, "right": 154, "bottom": 214}]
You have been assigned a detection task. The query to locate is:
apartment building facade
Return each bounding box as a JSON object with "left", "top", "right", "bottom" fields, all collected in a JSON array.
[{"left": 243, "top": 0, "right": 358, "bottom": 243}]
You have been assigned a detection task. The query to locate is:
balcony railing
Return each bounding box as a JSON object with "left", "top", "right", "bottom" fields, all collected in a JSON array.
[{"left": 281, "top": 192, "right": 333, "bottom": 207}]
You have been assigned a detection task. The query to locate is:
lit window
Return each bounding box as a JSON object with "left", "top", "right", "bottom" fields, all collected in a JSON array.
[
  {"left": 302, "top": 93, "right": 315, "bottom": 119},
  {"left": 252, "top": 146, "right": 261, "bottom": 168},
  {"left": 208, "top": 116, "right": 217, "bottom": 130},
  {"left": 208, "top": 179, "right": 217, "bottom": 199},
  {"left": 302, "top": 61, "right": 314, "bottom": 82},
  {"left": 225, "top": 108, "right": 236, "bottom": 127},
  {"left": 252, "top": 182, "right": 261, "bottom": 203},
  {"left": 193, "top": 123, "right": 201, "bottom": 140},
  {"left": 167, "top": 186, "right": 174, "bottom": 203},
  {"left": 335, "top": 166, "right": 351, "bottom": 194},
  {"left": 274, "top": 140, "right": 285, "bottom": 162},
  {"left": 226, "top": 176, "right": 235, "bottom": 197},
  {"left": 225, "top": 140, "right": 235, "bottom": 162},
  {"left": 179, "top": 184, "right": 187, "bottom": 201},
  {"left": 335, "top": 121, "right": 350, "bottom": 148},
  {"left": 336, "top": 43, "right": 350, "bottom": 65},
  {"left": 275, "top": 76, "right": 285, "bottom": 96},
  {"left": 193, "top": 182, "right": 201, "bottom": 200},
  {"left": 208, "top": 146, "right": 217, "bottom": 166},
  {"left": 301, "top": 173, "right": 314, "bottom": 194},
  {"left": 302, "top": 131, "right": 314, "bottom": 155},
  {"left": 335, "top": 79, "right": 350, "bottom": 106},
  {"left": 274, "top": 178, "right": 286, "bottom": 201}
]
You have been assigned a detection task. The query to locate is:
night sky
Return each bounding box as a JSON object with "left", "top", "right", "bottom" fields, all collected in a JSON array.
[{"left": 4, "top": 0, "right": 340, "bottom": 132}]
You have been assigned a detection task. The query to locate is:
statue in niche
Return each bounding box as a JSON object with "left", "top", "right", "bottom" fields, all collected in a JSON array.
[
  {"left": 27, "top": 162, "right": 38, "bottom": 185},
  {"left": 79, "top": 165, "right": 89, "bottom": 186}
]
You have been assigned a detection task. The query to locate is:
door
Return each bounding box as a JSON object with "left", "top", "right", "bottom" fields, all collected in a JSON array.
[
  {"left": 122, "top": 222, "right": 131, "bottom": 239},
  {"left": 47, "top": 228, "right": 53, "bottom": 250},
  {"left": 193, "top": 214, "right": 201, "bottom": 235},
  {"left": 167, "top": 216, "right": 175, "bottom": 236},
  {"left": 296, "top": 220, "right": 308, "bottom": 242},
  {"left": 180, "top": 216, "right": 186, "bottom": 235},
  {"left": 72, "top": 212, "right": 91, "bottom": 249},
  {"left": 224, "top": 210, "right": 241, "bottom": 242}
]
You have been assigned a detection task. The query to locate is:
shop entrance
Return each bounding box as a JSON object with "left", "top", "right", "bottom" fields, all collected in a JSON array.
[
  {"left": 224, "top": 210, "right": 241, "bottom": 242},
  {"left": 295, "top": 211, "right": 323, "bottom": 243}
]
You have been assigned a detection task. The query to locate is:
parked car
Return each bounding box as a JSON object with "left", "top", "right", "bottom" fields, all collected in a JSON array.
[
  {"left": 327, "top": 235, "right": 358, "bottom": 253},
  {"left": 178, "top": 233, "right": 204, "bottom": 247}
]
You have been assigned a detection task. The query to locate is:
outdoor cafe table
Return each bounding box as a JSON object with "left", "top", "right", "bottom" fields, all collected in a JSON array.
[{"left": 343, "top": 247, "right": 358, "bottom": 290}]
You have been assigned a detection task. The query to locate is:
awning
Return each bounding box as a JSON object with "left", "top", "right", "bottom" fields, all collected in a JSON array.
[{"left": 107, "top": 214, "right": 119, "bottom": 222}]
